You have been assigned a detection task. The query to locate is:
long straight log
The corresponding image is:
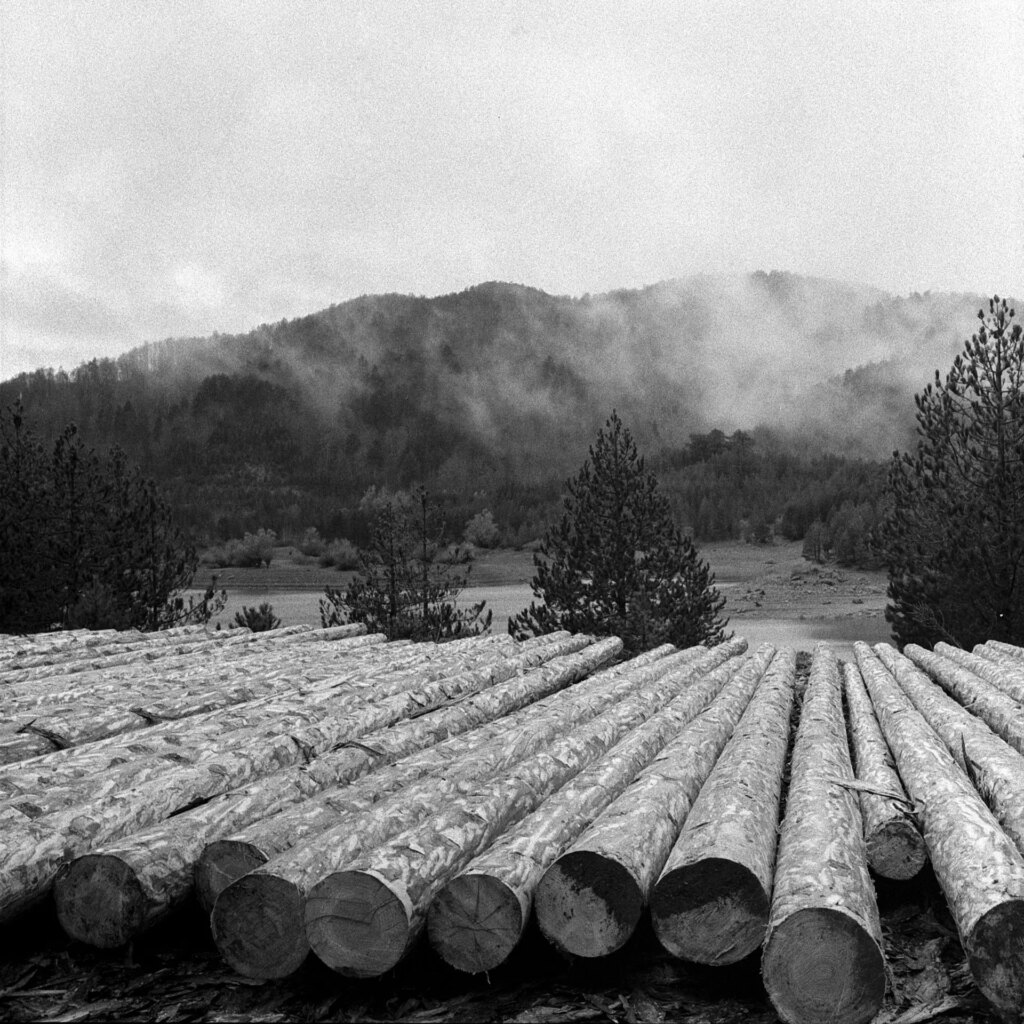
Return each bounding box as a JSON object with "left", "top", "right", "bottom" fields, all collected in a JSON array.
[
  {"left": 841, "top": 662, "right": 925, "bottom": 880},
  {"left": 0, "top": 633, "right": 562, "bottom": 819},
  {"left": 199, "top": 638, "right": 708, "bottom": 913},
  {"left": 533, "top": 648, "right": 794, "bottom": 960},
  {"left": 761, "top": 643, "right": 885, "bottom": 1024},
  {"left": 648, "top": 647, "right": 795, "bottom": 965},
  {"left": 429, "top": 645, "right": 775, "bottom": 974},
  {"left": 5, "top": 637, "right": 595, "bottom": 923},
  {"left": 873, "top": 644, "right": 1024, "bottom": 855},
  {"left": 905, "top": 644, "right": 1024, "bottom": 756},
  {"left": 211, "top": 640, "right": 745, "bottom": 979},
  {"left": 52, "top": 636, "right": 622, "bottom": 947},
  {"left": 855, "top": 643, "right": 1024, "bottom": 1018},
  {"left": 982, "top": 640, "right": 1024, "bottom": 662},
  {"left": 302, "top": 653, "right": 742, "bottom": 980},
  {"left": 936, "top": 642, "right": 1024, "bottom": 704}
]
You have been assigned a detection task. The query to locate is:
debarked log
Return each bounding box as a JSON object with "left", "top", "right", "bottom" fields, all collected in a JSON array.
[
  {"left": 427, "top": 644, "right": 774, "bottom": 973},
  {"left": 841, "top": 662, "right": 925, "bottom": 880},
  {"left": 649, "top": 645, "right": 795, "bottom": 965},
  {"left": 533, "top": 647, "right": 792, "bottom": 960},
  {"left": 855, "top": 642, "right": 1024, "bottom": 1019},
  {"left": 761, "top": 643, "right": 885, "bottom": 1024}
]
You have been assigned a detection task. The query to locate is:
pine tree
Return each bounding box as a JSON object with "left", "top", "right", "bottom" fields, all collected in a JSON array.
[
  {"left": 320, "top": 487, "right": 491, "bottom": 641},
  {"left": 878, "top": 297, "right": 1024, "bottom": 648},
  {"left": 509, "top": 411, "right": 728, "bottom": 654}
]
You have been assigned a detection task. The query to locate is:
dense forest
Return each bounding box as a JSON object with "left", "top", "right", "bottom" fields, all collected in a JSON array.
[{"left": 0, "top": 273, "right": 992, "bottom": 559}]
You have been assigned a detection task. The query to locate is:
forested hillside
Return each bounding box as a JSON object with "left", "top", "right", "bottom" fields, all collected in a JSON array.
[{"left": 0, "top": 273, "right": 991, "bottom": 550}]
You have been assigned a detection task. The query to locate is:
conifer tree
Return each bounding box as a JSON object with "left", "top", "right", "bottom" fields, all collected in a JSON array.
[
  {"left": 878, "top": 297, "right": 1024, "bottom": 648},
  {"left": 509, "top": 411, "right": 727, "bottom": 654}
]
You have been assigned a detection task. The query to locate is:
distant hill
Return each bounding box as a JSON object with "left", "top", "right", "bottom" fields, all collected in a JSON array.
[{"left": 0, "top": 272, "right": 997, "bottom": 541}]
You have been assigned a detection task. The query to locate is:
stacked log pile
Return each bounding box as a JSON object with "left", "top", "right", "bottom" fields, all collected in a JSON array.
[{"left": 3, "top": 627, "right": 1024, "bottom": 1021}]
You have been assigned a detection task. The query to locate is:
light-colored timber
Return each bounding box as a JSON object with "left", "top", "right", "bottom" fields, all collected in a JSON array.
[
  {"left": 648, "top": 646, "right": 795, "bottom": 965},
  {"left": 856, "top": 642, "right": 1024, "bottom": 1018},
  {"left": 761, "top": 643, "right": 885, "bottom": 1024},
  {"left": 533, "top": 647, "right": 795, "bottom": 960},
  {"left": 51, "top": 636, "right": 618, "bottom": 946},
  {"left": 935, "top": 642, "right": 1024, "bottom": 704},
  {"left": 873, "top": 643, "right": 1024, "bottom": 856},
  {"left": 905, "top": 644, "right": 1024, "bottom": 755},
  {"left": 841, "top": 662, "right": 925, "bottom": 880},
  {"left": 211, "top": 640, "right": 746, "bottom": 979},
  {"left": 427, "top": 644, "right": 775, "bottom": 973}
]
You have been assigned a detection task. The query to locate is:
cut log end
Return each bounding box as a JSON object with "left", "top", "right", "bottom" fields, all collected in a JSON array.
[
  {"left": 196, "top": 840, "right": 268, "bottom": 914},
  {"left": 210, "top": 873, "right": 308, "bottom": 980},
  {"left": 534, "top": 851, "right": 642, "bottom": 959},
  {"left": 650, "top": 857, "right": 769, "bottom": 966},
  {"left": 304, "top": 870, "right": 413, "bottom": 978},
  {"left": 762, "top": 907, "right": 886, "bottom": 1024},
  {"left": 966, "top": 898, "right": 1024, "bottom": 1017},
  {"left": 53, "top": 855, "right": 146, "bottom": 949},
  {"left": 866, "top": 820, "right": 927, "bottom": 881},
  {"left": 427, "top": 872, "right": 526, "bottom": 974}
]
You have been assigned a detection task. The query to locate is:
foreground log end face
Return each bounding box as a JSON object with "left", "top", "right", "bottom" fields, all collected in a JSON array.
[
  {"left": 195, "top": 841, "right": 268, "bottom": 914},
  {"left": 866, "top": 821, "right": 927, "bottom": 882},
  {"left": 427, "top": 873, "right": 525, "bottom": 974},
  {"left": 650, "top": 858, "right": 769, "bottom": 966},
  {"left": 762, "top": 908, "right": 885, "bottom": 1024},
  {"left": 54, "top": 855, "right": 146, "bottom": 949},
  {"left": 210, "top": 874, "right": 307, "bottom": 980},
  {"left": 305, "top": 871, "right": 413, "bottom": 978},
  {"left": 534, "top": 852, "right": 642, "bottom": 959},
  {"left": 967, "top": 898, "right": 1024, "bottom": 1017}
]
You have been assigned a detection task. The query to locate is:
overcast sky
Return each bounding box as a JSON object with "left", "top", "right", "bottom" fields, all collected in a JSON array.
[{"left": 1, "top": 0, "right": 1021, "bottom": 379}]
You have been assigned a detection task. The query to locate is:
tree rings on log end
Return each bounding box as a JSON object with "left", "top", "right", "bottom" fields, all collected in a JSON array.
[
  {"left": 427, "top": 872, "right": 527, "bottom": 974},
  {"left": 196, "top": 840, "right": 268, "bottom": 914},
  {"left": 966, "top": 898, "right": 1024, "bottom": 1017},
  {"left": 650, "top": 857, "right": 769, "bottom": 965},
  {"left": 304, "top": 870, "right": 414, "bottom": 977},
  {"left": 534, "top": 851, "right": 642, "bottom": 958},
  {"left": 54, "top": 855, "right": 146, "bottom": 949},
  {"left": 762, "top": 907, "right": 885, "bottom": 1024},
  {"left": 866, "top": 820, "right": 927, "bottom": 881},
  {"left": 210, "top": 873, "right": 308, "bottom": 979}
]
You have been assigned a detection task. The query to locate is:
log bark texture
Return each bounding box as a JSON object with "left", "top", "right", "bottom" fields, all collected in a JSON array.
[
  {"left": 533, "top": 647, "right": 792, "bottom": 960},
  {"left": 211, "top": 640, "right": 745, "bottom": 979},
  {"left": 648, "top": 646, "right": 795, "bottom": 965},
  {"left": 935, "top": 642, "right": 1024, "bottom": 704},
  {"left": 761, "top": 643, "right": 885, "bottom": 1024},
  {"left": 6, "top": 635, "right": 596, "bottom": 924},
  {"left": 52, "top": 636, "right": 618, "bottom": 946},
  {"left": 855, "top": 642, "right": 1024, "bottom": 1019},
  {"left": 873, "top": 643, "right": 1024, "bottom": 856},
  {"left": 427, "top": 644, "right": 774, "bottom": 973},
  {"left": 199, "top": 641, "right": 710, "bottom": 916},
  {"left": 982, "top": 641, "right": 1024, "bottom": 663},
  {"left": 841, "top": 662, "right": 925, "bottom": 880},
  {"left": 905, "top": 644, "right": 1024, "bottom": 756}
]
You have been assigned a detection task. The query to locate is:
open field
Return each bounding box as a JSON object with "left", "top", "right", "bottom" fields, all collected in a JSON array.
[{"left": 196, "top": 540, "right": 893, "bottom": 655}]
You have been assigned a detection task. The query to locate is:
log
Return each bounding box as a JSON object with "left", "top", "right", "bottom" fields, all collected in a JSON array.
[
  {"left": 8, "top": 636, "right": 593, "bottom": 923},
  {"left": 855, "top": 642, "right": 1024, "bottom": 1018},
  {"left": 429, "top": 644, "right": 775, "bottom": 973},
  {"left": 905, "top": 644, "right": 1024, "bottom": 756},
  {"left": 841, "top": 662, "right": 925, "bottom": 880},
  {"left": 982, "top": 640, "right": 1024, "bottom": 662},
  {"left": 302, "top": 654, "right": 736, "bottom": 979},
  {"left": 874, "top": 643, "right": 1024, "bottom": 856},
  {"left": 936, "top": 642, "right": 1024, "bottom": 704},
  {"left": 647, "top": 646, "right": 795, "bottom": 965},
  {"left": 533, "top": 648, "right": 793, "bottom": 960},
  {"left": 51, "top": 636, "right": 620, "bottom": 946},
  {"left": 211, "top": 640, "right": 746, "bottom": 979},
  {"left": 761, "top": 643, "right": 885, "bottom": 1024},
  {"left": 198, "top": 641, "right": 714, "bottom": 915}
]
